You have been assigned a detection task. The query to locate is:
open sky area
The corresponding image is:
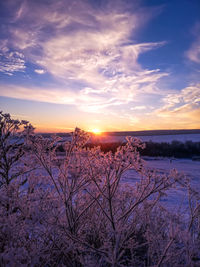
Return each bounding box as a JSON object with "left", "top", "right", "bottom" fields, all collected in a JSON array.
[{"left": 0, "top": 0, "right": 200, "bottom": 132}]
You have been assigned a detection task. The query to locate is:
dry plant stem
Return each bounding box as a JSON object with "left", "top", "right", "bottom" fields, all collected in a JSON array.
[
  {"left": 61, "top": 224, "right": 106, "bottom": 255},
  {"left": 104, "top": 167, "right": 116, "bottom": 231},
  {"left": 33, "top": 151, "right": 61, "bottom": 197},
  {"left": 156, "top": 238, "right": 174, "bottom": 267},
  {"left": 187, "top": 187, "right": 200, "bottom": 240},
  {"left": 85, "top": 189, "right": 113, "bottom": 224},
  {"left": 87, "top": 157, "right": 107, "bottom": 198},
  {"left": 118, "top": 176, "right": 173, "bottom": 222}
]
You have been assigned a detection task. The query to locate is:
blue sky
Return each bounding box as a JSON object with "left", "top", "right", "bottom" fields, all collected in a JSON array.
[{"left": 0, "top": 0, "right": 200, "bottom": 132}]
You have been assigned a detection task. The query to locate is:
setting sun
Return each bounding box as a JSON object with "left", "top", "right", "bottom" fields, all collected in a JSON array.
[{"left": 91, "top": 128, "right": 101, "bottom": 135}]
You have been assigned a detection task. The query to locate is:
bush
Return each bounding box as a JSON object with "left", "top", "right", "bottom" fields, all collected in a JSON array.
[{"left": 0, "top": 112, "right": 200, "bottom": 266}]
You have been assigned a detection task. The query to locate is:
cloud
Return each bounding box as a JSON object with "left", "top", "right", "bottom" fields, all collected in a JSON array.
[
  {"left": 159, "top": 84, "right": 200, "bottom": 110},
  {"left": 0, "top": 84, "right": 77, "bottom": 105},
  {"left": 155, "top": 83, "right": 200, "bottom": 127},
  {"left": 186, "top": 41, "right": 200, "bottom": 64},
  {"left": 186, "top": 23, "right": 200, "bottom": 64},
  {"left": 0, "top": 82, "right": 135, "bottom": 115},
  {"left": 131, "top": 106, "right": 146, "bottom": 110},
  {"left": 0, "top": 0, "right": 168, "bottom": 111},
  {"left": 0, "top": 41, "right": 25, "bottom": 75},
  {"left": 34, "top": 69, "right": 46, "bottom": 74},
  {"left": 0, "top": 83, "right": 126, "bottom": 110}
]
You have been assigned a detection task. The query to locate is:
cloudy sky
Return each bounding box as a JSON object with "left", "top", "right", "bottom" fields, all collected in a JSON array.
[{"left": 0, "top": 0, "right": 200, "bottom": 132}]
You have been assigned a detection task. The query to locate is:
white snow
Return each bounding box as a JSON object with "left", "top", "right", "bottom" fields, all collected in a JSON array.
[
  {"left": 90, "top": 134, "right": 200, "bottom": 143},
  {"left": 121, "top": 158, "right": 200, "bottom": 211}
]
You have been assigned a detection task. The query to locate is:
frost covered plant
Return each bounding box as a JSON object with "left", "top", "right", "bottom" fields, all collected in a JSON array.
[
  {"left": 0, "top": 111, "right": 34, "bottom": 187},
  {"left": 0, "top": 111, "right": 34, "bottom": 223},
  {"left": 0, "top": 112, "right": 36, "bottom": 265},
  {"left": 25, "top": 128, "right": 186, "bottom": 266},
  {"left": 0, "top": 112, "right": 200, "bottom": 266}
]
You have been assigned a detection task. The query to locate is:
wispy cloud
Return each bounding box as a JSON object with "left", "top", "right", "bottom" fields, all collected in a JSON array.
[
  {"left": 0, "top": 83, "right": 135, "bottom": 113},
  {"left": 131, "top": 106, "right": 146, "bottom": 110},
  {"left": 0, "top": 0, "right": 167, "bottom": 112},
  {"left": 159, "top": 84, "right": 200, "bottom": 111},
  {"left": 187, "top": 41, "right": 200, "bottom": 64},
  {"left": 34, "top": 69, "right": 46, "bottom": 74},
  {"left": 0, "top": 41, "right": 25, "bottom": 75},
  {"left": 155, "top": 83, "right": 200, "bottom": 128},
  {"left": 0, "top": 84, "right": 77, "bottom": 105},
  {"left": 186, "top": 23, "right": 200, "bottom": 64}
]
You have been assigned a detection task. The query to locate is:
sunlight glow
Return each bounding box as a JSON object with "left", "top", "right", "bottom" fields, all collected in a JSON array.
[{"left": 91, "top": 128, "right": 102, "bottom": 135}]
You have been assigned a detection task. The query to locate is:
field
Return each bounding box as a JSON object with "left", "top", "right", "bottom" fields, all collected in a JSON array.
[
  {"left": 90, "top": 133, "right": 200, "bottom": 144},
  {"left": 46, "top": 130, "right": 200, "bottom": 144},
  {"left": 122, "top": 157, "right": 200, "bottom": 210}
]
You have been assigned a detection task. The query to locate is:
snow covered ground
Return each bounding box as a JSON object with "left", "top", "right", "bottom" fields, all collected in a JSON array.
[
  {"left": 90, "top": 134, "right": 200, "bottom": 143},
  {"left": 121, "top": 157, "right": 200, "bottom": 211},
  {"left": 45, "top": 133, "right": 200, "bottom": 146}
]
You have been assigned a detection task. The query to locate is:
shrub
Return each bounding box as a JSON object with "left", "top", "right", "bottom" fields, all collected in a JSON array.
[{"left": 0, "top": 112, "right": 200, "bottom": 266}]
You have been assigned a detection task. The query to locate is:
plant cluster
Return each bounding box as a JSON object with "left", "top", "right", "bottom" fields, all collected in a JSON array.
[{"left": 0, "top": 111, "right": 200, "bottom": 266}]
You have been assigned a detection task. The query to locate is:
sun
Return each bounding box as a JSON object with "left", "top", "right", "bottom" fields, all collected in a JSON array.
[{"left": 91, "top": 128, "right": 101, "bottom": 135}]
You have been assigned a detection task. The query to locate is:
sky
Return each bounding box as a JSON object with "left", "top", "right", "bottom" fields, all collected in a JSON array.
[{"left": 0, "top": 0, "right": 200, "bottom": 132}]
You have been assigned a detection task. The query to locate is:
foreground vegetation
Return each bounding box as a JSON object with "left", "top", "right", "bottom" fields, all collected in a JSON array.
[{"left": 1, "top": 111, "right": 200, "bottom": 266}]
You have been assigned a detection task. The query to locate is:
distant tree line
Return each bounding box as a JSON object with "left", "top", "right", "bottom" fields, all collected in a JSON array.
[
  {"left": 99, "top": 129, "right": 200, "bottom": 136},
  {"left": 57, "top": 140, "right": 200, "bottom": 158},
  {"left": 141, "top": 140, "right": 200, "bottom": 158}
]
